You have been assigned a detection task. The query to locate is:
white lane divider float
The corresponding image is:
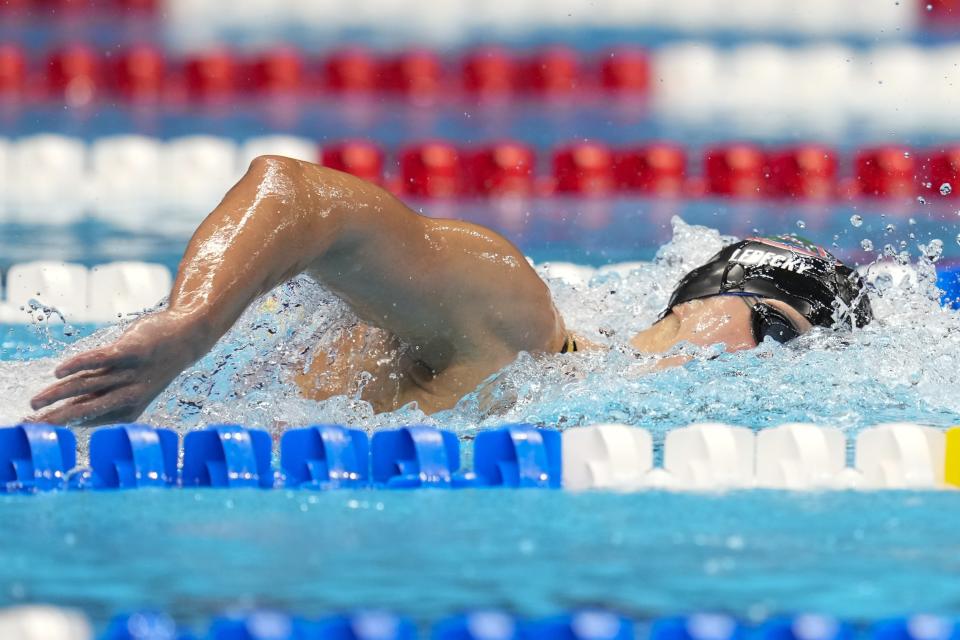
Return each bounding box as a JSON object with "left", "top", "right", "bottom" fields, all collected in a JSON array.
[
  {"left": 90, "top": 135, "right": 165, "bottom": 229},
  {"left": 560, "top": 422, "right": 957, "bottom": 492},
  {"left": 855, "top": 423, "right": 946, "bottom": 489},
  {"left": 561, "top": 423, "right": 652, "bottom": 490},
  {"left": 663, "top": 423, "right": 756, "bottom": 490},
  {"left": 86, "top": 262, "right": 173, "bottom": 324},
  {"left": 238, "top": 135, "right": 319, "bottom": 169},
  {"left": 1, "top": 261, "right": 172, "bottom": 324},
  {"left": 7, "top": 134, "right": 88, "bottom": 225},
  {"left": 160, "top": 135, "right": 242, "bottom": 233},
  {"left": 755, "top": 423, "right": 851, "bottom": 490},
  {"left": 0, "top": 605, "right": 93, "bottom": 640},
  {"left": 5, "top": 261, "right": 90, "bottom": 320}
]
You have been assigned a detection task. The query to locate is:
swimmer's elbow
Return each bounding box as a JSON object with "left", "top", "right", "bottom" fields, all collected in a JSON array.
[{"left": 245, "top": 154, "right": 306, "bottom": 184}]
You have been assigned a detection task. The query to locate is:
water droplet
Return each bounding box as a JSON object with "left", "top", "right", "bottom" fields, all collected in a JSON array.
[
  {"left": 917, "top": 196, "right": 927, "bottom": 205},
  {"left": 874, "top": 272, "right": 894, "bottom": 292},
  {"left": 904, "top": 151, "right": 911, "bottom": 158},
  {"left": 941, "top": 183, "right": 953, "bottom": 196},
  {"left": 927, "top": 3, "right": 934, "bottom": 9},
  {"left": 923, "top": 238, "right": 944, "bottom": 261},
  {"left": 884, "top": 223, "right": 896, "bottom": 233},
  {"left": 909, "top": 217, "right": 917, "bottom": 225},
  {"left": 861, "top": 239, "right": 875, "bottom": 251},
  {"left": 796, "top": 220, "right": 806, "bottom": 229},
  {"left": 850, "top": 214, "right": 863, "bottom": 227}
]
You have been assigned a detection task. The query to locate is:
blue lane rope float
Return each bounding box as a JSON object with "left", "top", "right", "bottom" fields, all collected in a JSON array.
[
  {"left": 870, "top": 616, "right": 960, "bottom": 640},
  {"left": 757, "top": 616, "right": 854, "bottom": 640},
  {"left": 650, "top": 615, "right": 744, "bottom": 640},
  {"left": 524, "top": 612, "right": 633, "bottom": 640},
  {"left": 89, "top": 424, "right": 179, "bottom": 489},
  {"left": 3, "top": 422, "right": 960, "bottom": 493},
  {"left": 281, "top": 424, "right": 370, "bottom": 489},
  {"left": 0, "top": 423, "right": 76, "bottom": 493},
  {"left": 182, "top": 425, "right": 274, "bottom": 489},
  {"left": 208, "top": 610, "right": 315, "bottom": 640},
  {"left": 370, "top": 425, "right": 467, "bottom": 488},
  {"left": 14, "top": 608, "right": 960, "bottom": 640},
  {"left": 473, "top": 425, "right": 561, "bottom": 488},
  {"left": 101, "top": 610, "right": 189, "bottom": 640},
  {"left": 314, "top": 612, "right": 417, "bottom": 640},
  {"left": 433, "top": 612, "right": 519, "bottom": 640}
]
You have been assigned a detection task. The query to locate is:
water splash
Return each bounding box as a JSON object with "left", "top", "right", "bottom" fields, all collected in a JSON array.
[{"left": 2, "top": 218, "right": 959, "bottom": 441}]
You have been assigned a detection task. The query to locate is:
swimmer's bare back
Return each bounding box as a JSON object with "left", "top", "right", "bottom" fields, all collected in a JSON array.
[{"left": 26, "top": 156, "right": 568, "bottom": 426}]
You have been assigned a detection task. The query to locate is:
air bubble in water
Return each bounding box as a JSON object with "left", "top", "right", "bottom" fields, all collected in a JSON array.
[
  {"left": 861, "top": 239, "right": 875, "bottom": 251},
  {"left": 850, "top": 214, "right": 863, "bottom": 227},
  {"left": 796, "top": 220, "right": 806, "bottom": 230},
  {"left": 941, "top": 183, "right": 953, "bottom": 196}
]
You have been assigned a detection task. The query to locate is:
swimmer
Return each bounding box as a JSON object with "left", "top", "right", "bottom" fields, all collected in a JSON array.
[{"left": 26, "top": 156, "right": 872, "bottom": 426}]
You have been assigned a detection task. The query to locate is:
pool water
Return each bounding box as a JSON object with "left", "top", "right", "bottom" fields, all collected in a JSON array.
[
  {"left": 2, "top": 219, "right": 960, "bottom": 630},
  {"left": 1, "top": 488, "right": 959, "bottom": 629},
  {"left": 4, "top": 218, "right": 959, "bottom": 435}
]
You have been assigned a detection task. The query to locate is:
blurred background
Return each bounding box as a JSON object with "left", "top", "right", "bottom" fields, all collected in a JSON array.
[{"left": 1, "top": 0, "right": 960, "bottom": 322}]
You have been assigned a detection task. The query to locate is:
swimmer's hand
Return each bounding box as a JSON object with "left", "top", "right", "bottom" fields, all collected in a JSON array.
[{"left": 26, "top": 312, "right": 202, "bottom": 427}]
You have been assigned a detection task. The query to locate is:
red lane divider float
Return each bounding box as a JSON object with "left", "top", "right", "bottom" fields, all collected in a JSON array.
[
  {"left": 0, "top": 44, "right": 653, "bottom": 104},
  {"left": 1, "top": 132, "right": 955, "bottom": 202},
  {"left": 315, "top": 140, "right": 959, "bottom": 201},
  {"left": 0, "top": 0, "right": 155, "bottom": 16}
]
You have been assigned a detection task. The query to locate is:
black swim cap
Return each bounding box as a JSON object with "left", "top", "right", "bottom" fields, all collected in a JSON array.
[{"left": 665, "top": 235, "right": 873, "bottom": 329}]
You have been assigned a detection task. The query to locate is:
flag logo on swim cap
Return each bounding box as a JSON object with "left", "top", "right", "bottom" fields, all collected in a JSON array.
[{"left": 749, "top": 234, "right": 837, "bottom": 261}]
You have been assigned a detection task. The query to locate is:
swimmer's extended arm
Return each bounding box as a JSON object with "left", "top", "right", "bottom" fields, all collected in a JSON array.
[{"left": 28, "top": 155, "right": 563, "bottom": 426}]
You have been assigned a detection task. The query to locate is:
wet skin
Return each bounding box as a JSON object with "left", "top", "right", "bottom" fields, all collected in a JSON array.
[{"left": 27, "top": 157, "right": 811, "bottom": 426}]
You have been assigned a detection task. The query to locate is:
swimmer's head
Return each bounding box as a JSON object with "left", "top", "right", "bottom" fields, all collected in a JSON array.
[
  {"left": 661, "top": 235, "right": 873, "bottom": 350},
  {"left": 631, "top": 235, "right": 872, "bottom": 356},
  {"left": 665, "top": 234, "right": 872, "bottom": 331}
]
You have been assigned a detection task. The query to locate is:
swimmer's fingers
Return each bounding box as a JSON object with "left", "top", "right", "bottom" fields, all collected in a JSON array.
[
  {"left": 29, "top": 369, "right": 134, "bottom": 412},
  {"left": 53, "top": 347, "right": 137, "bottom": 379},
  {"left": 25, "top": 388, "right": 141, "bottom": 428}
]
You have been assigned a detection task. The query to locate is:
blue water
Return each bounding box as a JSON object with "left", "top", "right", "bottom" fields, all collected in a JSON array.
[
  {"left": 5, "top": 101, "right": 955, "bottom": 150},
  {"left": 0, "top": 488, "right": 958, "bottom": 630},
  {"left": 3, "top": 201, "right": 960, "bottom": 630},
  {"left": 4, "top": 8, "right": 960, "bottom": 634},
  {"left": 3, "top": 198, "right": 960, "bottom": 273}
]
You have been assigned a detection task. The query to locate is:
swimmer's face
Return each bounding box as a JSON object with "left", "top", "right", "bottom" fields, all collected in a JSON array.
[{"left": 629, "top": 295, "right": 813, "bottom": 358}]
